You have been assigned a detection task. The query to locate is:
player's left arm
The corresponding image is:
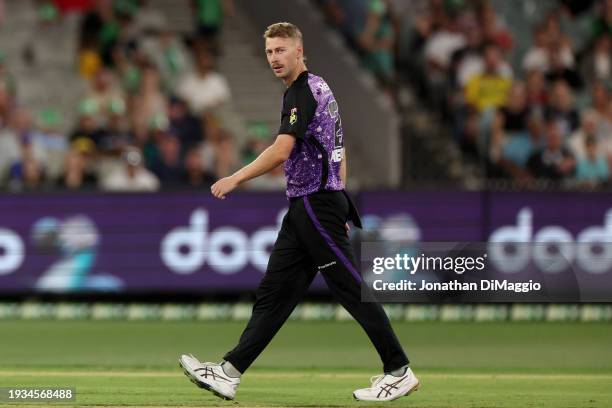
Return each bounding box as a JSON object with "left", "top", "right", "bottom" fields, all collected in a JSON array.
[{"left": 211, "top": 134, "right": 295, "bottom": 199}]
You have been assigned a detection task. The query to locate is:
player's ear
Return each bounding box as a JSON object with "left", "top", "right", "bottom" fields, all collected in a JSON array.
[{"left": 296, "top": 41, "right": 303, "bottom": 60}]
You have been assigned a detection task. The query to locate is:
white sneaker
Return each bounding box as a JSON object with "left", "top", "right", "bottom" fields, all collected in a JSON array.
[
  {"left": 353, "top": 367, "right": 420, "bottom": 401},
  {"left": 179, "top": 354, "right": 240, "bottom": 400}
]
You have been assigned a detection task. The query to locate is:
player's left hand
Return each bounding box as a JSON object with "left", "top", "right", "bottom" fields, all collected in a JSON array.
[{"left": 211, "top": 176, "right": 239, "bottom": 199}]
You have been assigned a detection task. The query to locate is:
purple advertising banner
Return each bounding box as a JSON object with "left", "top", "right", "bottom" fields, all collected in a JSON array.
[
  {"left": 0, "top": 191, "right": 611, "bottom": 297},
  {"left": 0, "top": 192, "right": 289, "bottom": 294}
]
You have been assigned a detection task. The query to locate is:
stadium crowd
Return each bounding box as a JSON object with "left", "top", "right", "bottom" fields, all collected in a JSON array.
[
  {"left": 320, "top": 0, "right": 612, "bottom": 189},
  {"left": 1, "top": 0, "right": 611, "bottom": 191},
  {"left": 0, "top": 0, "right": 282, "bottom": 192}
]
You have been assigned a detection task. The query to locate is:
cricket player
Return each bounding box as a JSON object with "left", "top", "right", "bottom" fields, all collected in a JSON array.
[{"left": 179, "top": 22, "right": 419, "bottom": 402}]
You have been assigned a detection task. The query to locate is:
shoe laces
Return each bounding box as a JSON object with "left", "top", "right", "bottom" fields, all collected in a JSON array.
[
  {"left": 188, "top": 354, "right": 220, "bottom": 367},
  {"left": 369, "top": 374, "right": 385, "bottom": 387}
]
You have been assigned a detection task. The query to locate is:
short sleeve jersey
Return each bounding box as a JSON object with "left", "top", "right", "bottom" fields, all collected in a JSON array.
[{"left": 278, "top": 71, "right": 345, "bottom": 197}]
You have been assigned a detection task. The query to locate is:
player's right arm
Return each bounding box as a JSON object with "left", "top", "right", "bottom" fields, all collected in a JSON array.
[
  {"left": 234, "top": 134, "right": 294, "bottom": 183},
  {"left": 210, "top": 134, "right": 294, "bottom": 199},
  {"left": 211, "top": 72, "right": 314, "bottom": 200}
]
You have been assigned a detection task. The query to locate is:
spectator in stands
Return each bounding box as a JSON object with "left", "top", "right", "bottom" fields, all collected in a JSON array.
[
  {"left": 424, "top": 12, "right": 466, "bottom": 82},
  {"left": 7, "top": 141, "right": 45, "bottom": 191},
  {"left": 130, "top": 0, "right": 166, "bottom": 37},
  {"left": 33, "top": 108, "right": 68, "bottom": 182},
  {"left": 183, "top": 146, "right": 216, "bottom": 188},
  {"left": 101, "top": 146, "right": 159, "bottom": 191},
  {"left": 453, "top": 24, "right": 486, "bottom": 89},
  {"left": 0, "top": 52, "right": 16, "bottom": 104},
  {"left": 464, "top": 42, "right": 512, "bottom": 112},
  {"left": 544, "top": 80, "right": 580, "bottom": 135},
  {"left": 575, "top": 134, "right": 610, "bottom": 187},
  {"left": 83, "top": 67, "right": 125, "bottom": 124},
  {"left": 168, "top": 96, "right": 205, "bottom": 154},
  {"left": 522, "top": 24, "right": 552, "bottom": 73},
  {"left": 70, "top": 100, "right": 106, "bottom": 151},
  {"left": 522, "top": 20, "right": 574, "bottom": 73},
  {"left": 397, "top": 0, "right": 436, "bottom": 63},
  {"left": 138, "top": 115, "right": 168, "bottom": 168},
  {"left": 0, "top": 81, "right": 12, "bottom": 131},
  {"left": 79, "top": 0, "right": 111, "bottom": 49},
  {"left": 314, "top": 0, "right": 612, "bottom": 191},
  {"left": 209, "top": 127, "right": 236, "bottom": 178},
  {"left": 526, "top": 108, "right": 547, "bottom": 147},
  {"left": 476, "top": 2, "right": 513, "bottom": 51},
  {"left": 488, "top": 109, "right": 538, "bottom": 182},
  {"left": 591, "top": 81, "right": 610, "bottom": 121},
  {"left": 98, "top": 99, "right": 130, "bottom": 154},
  {"left": 457, "top": 107, "right": 480, "bottom": 159},
  {"left": 104, "top": 2, "right": 140, "bottom": 66},
  {"left": 150, "top": 132, "right": 184, "bottom": 187},
  {"left": 192, "top": 0, "right": 234, "bottom": 54},
  {"left": 131, "top": 64, "right": 167, "bottom": 132},
  {"left": 0, "top": 112, "right": 22, "bottom": 184},
  {"left": 78, "top": 41, "right": 104, "bottom": 80},
  {"left": 544, "top": 45, "right": 583, "bottom": 90},
  {"left": 592, "top": 0, "right": 612, "bottom": 39},
  {"left": 527, "top": 119, "right": 576, "bottom": 181},
  {"left": 57, "top": 149, "right": 98, "bottom": 190},
  {"left": 581, "top": 33, "right": 611, "bottom": 85},
  {"left": 525, "top": 68, "right": 548, "bottom": 108},
  {"left": 498, "top": 81, "right": 530, "bottom": 133},
  {"left": 0, "top": 108, "right": 47, "bottom": 184},
  {"left": 357, "top": 0, "right": 396, "bottom": 87},
  {"left": 568, "top": 109, "right": 600, "bottom": 159},
  {"left": 598, "top": 99, "right": 612, "bottom": 161},
  {"left": 141, "top": 29, "right": 191, "bottom": 93},
  {"left": 111, "top": 46, "right": 142, "bottom": 96},
  {"left": 78, "top": 0, "right": 117, "bottom": 67},
  {"left": 177, "top": 47, "right": 231, "bottom": 115},
  {"left": 319, "top": 0, "right": 368, "bottom": 53}
]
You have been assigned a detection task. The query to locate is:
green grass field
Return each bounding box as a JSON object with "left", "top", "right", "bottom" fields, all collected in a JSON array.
[{"left": 1, "top": 320, "right": 611, "bottom": 407}]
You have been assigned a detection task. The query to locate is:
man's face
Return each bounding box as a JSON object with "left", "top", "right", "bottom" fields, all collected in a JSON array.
[{"left": 265, "top": 36, "right": 302, "bottom": 79}]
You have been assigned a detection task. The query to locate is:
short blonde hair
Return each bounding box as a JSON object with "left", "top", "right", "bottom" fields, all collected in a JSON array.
[{"left": 263, "top": 22, "right": 303, "bottom": 43}]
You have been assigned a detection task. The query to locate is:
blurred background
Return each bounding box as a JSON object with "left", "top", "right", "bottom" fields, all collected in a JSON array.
[{"left": 0, "top": 0, "right": 611, "bottom": 319}]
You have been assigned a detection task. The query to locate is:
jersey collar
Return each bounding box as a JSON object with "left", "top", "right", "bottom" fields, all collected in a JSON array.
[{"left": 289, "top": 70, "right": 309, "bottom": 87}]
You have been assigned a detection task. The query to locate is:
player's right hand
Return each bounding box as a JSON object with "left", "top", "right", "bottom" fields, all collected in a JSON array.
[{"left": 211, "top": 175, "right": 239, "bottom": 199}]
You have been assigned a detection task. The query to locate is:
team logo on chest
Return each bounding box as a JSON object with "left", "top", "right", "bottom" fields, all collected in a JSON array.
[{"left": 289, "top": 107, "right": 298, "bottom": 125}]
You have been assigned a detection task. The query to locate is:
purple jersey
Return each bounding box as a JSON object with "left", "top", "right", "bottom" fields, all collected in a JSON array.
[{"left": 278, "top": 71, "right": 345, "bottom": 197}]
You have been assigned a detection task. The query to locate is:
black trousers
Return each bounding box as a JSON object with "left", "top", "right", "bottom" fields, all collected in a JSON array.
[{"left": 223, "top": 190, "right": 409, "bottom": 373}]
